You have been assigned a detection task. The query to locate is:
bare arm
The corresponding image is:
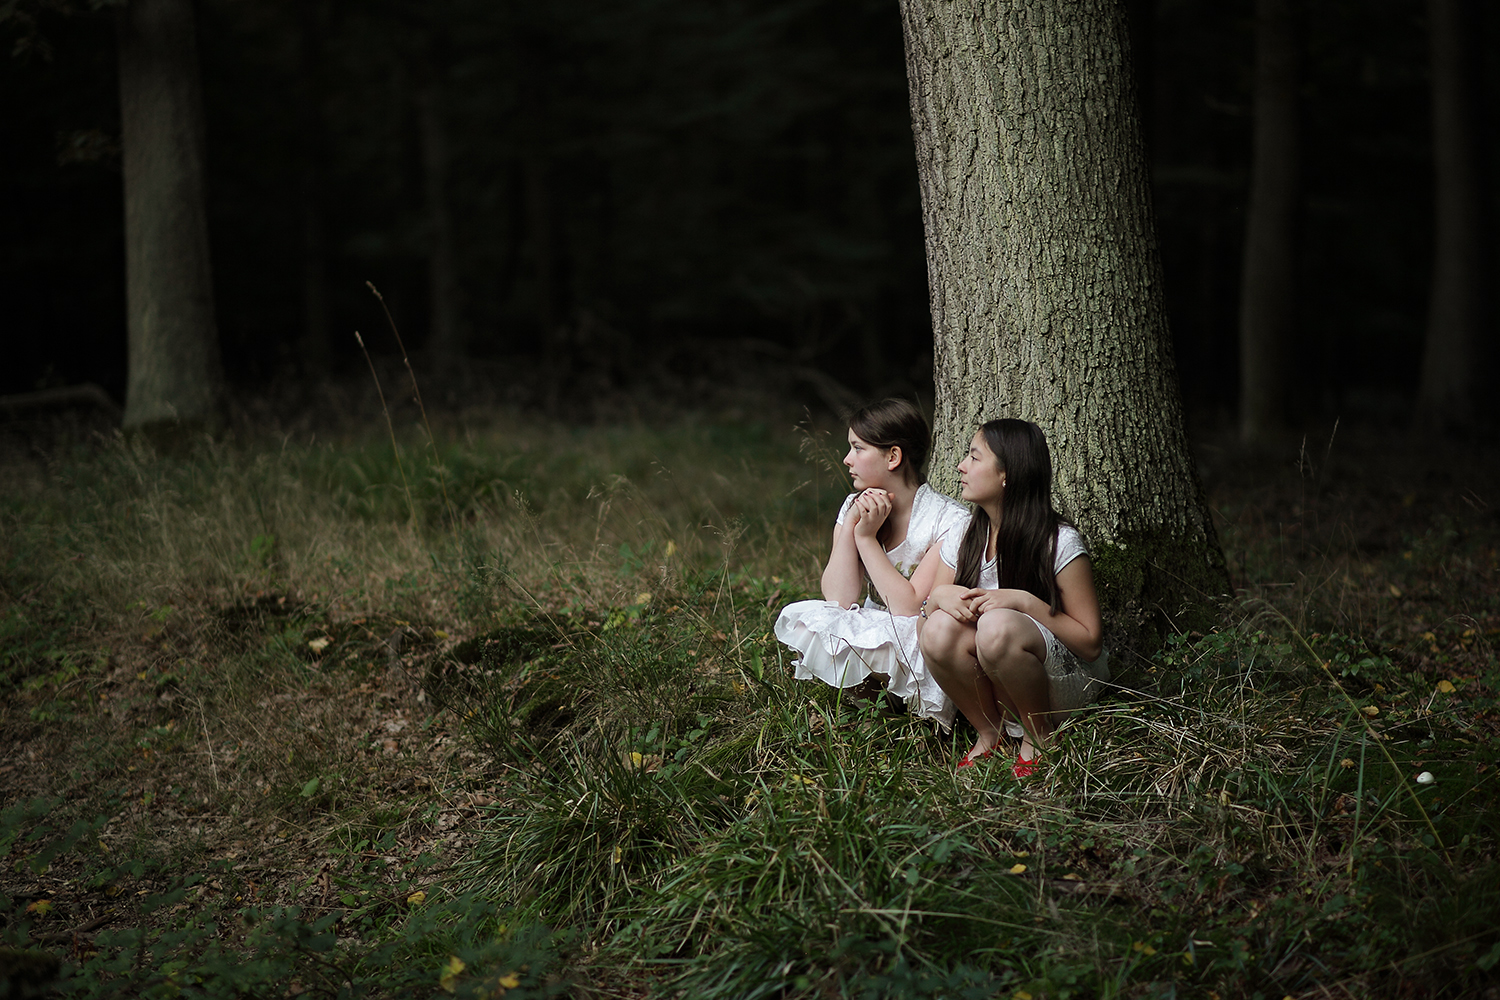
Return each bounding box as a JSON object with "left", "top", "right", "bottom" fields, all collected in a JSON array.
[
  {"left": 920, "top": 555, "right": 986, "bottom": 626},
  {"left": 846, "top": 490, "right": 925, "bottom": 614},
  {"left": 820, "top": 502, "right": 863, "bottom": 607},
  {"left": 971, "top": 557, "right": 1104, "bottom": 661}
]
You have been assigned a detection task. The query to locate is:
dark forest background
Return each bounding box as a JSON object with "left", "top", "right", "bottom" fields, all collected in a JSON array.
[{"left": 4, "top": 0, "right": 1498, "bottom": 427}]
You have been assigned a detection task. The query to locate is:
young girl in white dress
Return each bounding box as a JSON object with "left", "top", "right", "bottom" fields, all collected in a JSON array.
[
  {"left": 919, "top": 419, "right": 1110, "bottom": 776},
  {"left": 775, "top": 399, "right": 969, "bottom": 727}
]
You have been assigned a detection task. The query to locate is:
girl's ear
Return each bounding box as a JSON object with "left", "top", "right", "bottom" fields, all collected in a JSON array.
[{"left": 886, "top": 445, "right": 903, "bottom": 472}]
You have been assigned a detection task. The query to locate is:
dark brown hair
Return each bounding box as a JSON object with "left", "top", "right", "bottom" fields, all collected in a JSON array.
[
  {"left": 847, "top": 398, "right": 930, "bottom": 486},
  {"left": 952, "top": 419, "right": 1065, "bottom": 614},
  {"left": 847, "top": 398, "right": 930, "bottom": 550}
]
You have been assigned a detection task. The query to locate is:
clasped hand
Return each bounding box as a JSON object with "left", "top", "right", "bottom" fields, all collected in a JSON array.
[
  {"left": 935, "top": 586, "right": 1025, "bottom": 622},
  {"left": 849, "top": 489, "right": 891, "bottom": 538}
]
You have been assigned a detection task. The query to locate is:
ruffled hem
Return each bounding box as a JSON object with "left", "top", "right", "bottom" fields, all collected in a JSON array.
[{"left": 774, "top": 599, "right": 955, "bottom": 730}]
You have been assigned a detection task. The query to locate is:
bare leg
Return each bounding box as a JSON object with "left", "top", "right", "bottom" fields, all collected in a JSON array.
[
  {"left": 920, "top": 611, "right": 1008, "bottom": 759},
  {"left": 973, "top": 610, "right": 1052, "bottom": 760}
]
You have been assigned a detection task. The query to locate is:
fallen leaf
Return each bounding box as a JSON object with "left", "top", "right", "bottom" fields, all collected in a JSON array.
[
  {"left": 439, "top": 955, "right": 465, "bottom": 993},
  {"left": 1361, "top": 705, "right": 1380, "bottom": 717},
  {"left": 1388, "top": 584, "right": 1402, "bottom": 598},
  {"left": 407, "top": 890, "right": 427, "bottom": 907},
  {"left": 1437, "top": 680, "right": 1456, "bottom": 694},
  {"left": 26, "top": 899, "right": 52, "bottom": 915},
  {"left": 308, "top": 637, "right": 330, "bottom": 653},
  {"left": 498, "top": 972, "right": 521, "bottom": 989},
  {"left": 1008, "top": 863, "right": 1027, "bottom": 875},
  {"left": 1340, "top": 758, "right": 1355, "bottom": 769}
]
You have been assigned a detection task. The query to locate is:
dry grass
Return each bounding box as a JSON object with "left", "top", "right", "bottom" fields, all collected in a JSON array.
[{"left": 3, "top": 412, "right": 1498, "bottom": 997}]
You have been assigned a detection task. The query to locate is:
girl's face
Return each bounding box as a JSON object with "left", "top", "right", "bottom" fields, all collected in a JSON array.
[
  {"left": 958, "top": 431, "right": 1005, "bottom": 504},
  {"left": 844, "top": 429, "right": 896, "bottom": 490}
]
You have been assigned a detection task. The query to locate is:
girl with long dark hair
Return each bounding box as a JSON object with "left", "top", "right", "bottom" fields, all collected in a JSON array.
[
  {"left": 919, "top": 419, "right": 1108, "bottom": 776},
  {"left": 775, "top": 399, "right": 969, "bottom": 726}
]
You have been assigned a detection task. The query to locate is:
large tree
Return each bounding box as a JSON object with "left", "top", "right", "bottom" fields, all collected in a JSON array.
[
  {"left": 1237, "top": 0, "right": 1300, "bottom": 447},
  {"left": 119, "top": 0, "right": 224, "bottom": 428},
  {"left": 898, "top": 0, "right": 1226, "bottom": 648},
  {"left": 1415, "top": 0, "right": 1488, "bottom": 434}
]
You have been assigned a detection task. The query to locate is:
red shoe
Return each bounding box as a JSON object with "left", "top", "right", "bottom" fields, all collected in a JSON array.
[
  {"left": 957, "top": 749, "right": 993, "bottom": 770},
  {"left": 1012, "top": 753, "right": 1039, "bottom": 778}
]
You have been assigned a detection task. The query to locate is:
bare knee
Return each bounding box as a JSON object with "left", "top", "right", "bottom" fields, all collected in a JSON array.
[
  {"left": 974, "top": 610, "right": 1040, "bottom": 666},
  {"left": 919, "top": 610, "right": 970, "bottom": 666}
]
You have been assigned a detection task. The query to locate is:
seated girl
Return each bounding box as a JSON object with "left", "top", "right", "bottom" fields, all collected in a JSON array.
[
  {"left": 775, "top": 399, "right": 969, "bottom": 727},
  {"left": 919, "top": 419, "right": 1109, "bottom": 776}
]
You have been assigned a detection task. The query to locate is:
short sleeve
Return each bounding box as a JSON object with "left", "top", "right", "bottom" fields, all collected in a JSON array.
[
  {"left": 1054, "top": 525, "right": 1089, "bottom": 574},
  {"left": 834, "top": 493, "right": 858, "bottom": 527},
  {"left": 937, "top": 499, "right": 969, "bottom": 549},
  {"left": 940, "top": 526, "right": 962, "bottom": 570}
]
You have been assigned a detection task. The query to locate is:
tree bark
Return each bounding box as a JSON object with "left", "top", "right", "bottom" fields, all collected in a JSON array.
[
  {"left": 1416, "top": 0, "right": 1488, "bottom": 433},
  {"left": 1238, "top": 0, "right": 1300, "bottom": 446},
  {"left": 118, "top": 0, "right": 223, "bottom": 429},
  {"left": 898, "top": 0, "right": 1226, "bottom": 649},
  {"left": 296, "top": 0, "right": 331, "bottom": 372},
  {"left": 418, "top": 78, "right": 463, "bottom": 378}
]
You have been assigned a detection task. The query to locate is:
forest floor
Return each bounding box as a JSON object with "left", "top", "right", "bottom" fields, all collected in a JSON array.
[{"left": 2, "top": 404, "right": 1498, "bottom": 998}]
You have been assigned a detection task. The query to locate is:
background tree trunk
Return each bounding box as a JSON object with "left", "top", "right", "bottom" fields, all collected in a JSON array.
[
  {"left": 118, "top": 0, "right": 223, "bottom": 429},
  {"left": 1238, "top": 0, "right": 1300, "bottom": 446},
  {"left": 1416, "top": 0, "right": 1488, "bottom": 433},
  {"left": 296, "top": 0, "right": 331, "bottom": 372},
  {"left": 898, "top": 0, "right": 1226, "bottom": 650},
  {"left": 418, "top": 77, "right": 463, "bottom": 379}
]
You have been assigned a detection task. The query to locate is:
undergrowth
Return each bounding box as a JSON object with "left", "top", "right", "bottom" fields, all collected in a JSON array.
[{"left": 2, "top": 416, "right": 1498, "bottom": 997}]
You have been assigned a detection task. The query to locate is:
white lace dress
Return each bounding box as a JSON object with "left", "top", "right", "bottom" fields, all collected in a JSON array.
[
  {"left": 938, "top": 523, "right": 1111, "bottom": 717},
  {"left": 774, "top": 483, "right": 969, "bottom": 728}
]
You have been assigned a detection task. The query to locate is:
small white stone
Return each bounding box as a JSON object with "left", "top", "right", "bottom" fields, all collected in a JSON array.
[{"left": 1416, "top": 771, "right": 1435, "bottom": 785}]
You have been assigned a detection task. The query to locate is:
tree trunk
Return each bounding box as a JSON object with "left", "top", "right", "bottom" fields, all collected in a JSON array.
[
  {"left": 898, "top": 0, "right": 1226, "bottom": 650},
  {"left": 525, "top": 153, "right": 558, "bottom": 345},
  {"left": 1238, "top": 0, "right": 1300, "bottom": 446},
  {"left": 118, "top": 0, "right": 223, "bottom": 429},
  {"left": 418, "top": 78, "right": 463, "bottom": 378},
  {"left": 296, "top": 0, "right": 331, "bottom": 372},
  {"left": 1416, "top": 0, "right": 1488, "bottom": 433}
]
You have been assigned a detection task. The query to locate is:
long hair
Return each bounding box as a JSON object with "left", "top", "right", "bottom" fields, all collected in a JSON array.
[
  {"left": 953, "top": 419, "right": 1065, "bottom": 614},
  {"left": 847, "top": 398, "right": 931, "bottom": 551}
]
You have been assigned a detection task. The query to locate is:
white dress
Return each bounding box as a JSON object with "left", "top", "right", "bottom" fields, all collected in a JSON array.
[
  {"left": 775, "top": 483, "right": 969, "bottom": 728},
  {"left": 938, "top": 523, "right": 1111, "bottom": 717}
]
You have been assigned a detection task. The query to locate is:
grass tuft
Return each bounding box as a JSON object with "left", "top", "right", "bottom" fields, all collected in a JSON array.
[{"left": 3, "top": 417, "right": 1497, "bottom": 996}]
